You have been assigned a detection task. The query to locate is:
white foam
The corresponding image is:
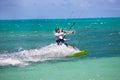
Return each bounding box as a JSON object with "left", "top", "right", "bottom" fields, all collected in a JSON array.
[
  {"left": 0, "top": 43, "right": 79, "bottom": 66},
  {"left": 0, "top": 58, "right": 26, "bottom": 66}
]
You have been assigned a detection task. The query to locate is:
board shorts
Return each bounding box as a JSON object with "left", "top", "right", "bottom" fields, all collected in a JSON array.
[{"left": 56, "top": 39, "right": 68, "bottom": 46}]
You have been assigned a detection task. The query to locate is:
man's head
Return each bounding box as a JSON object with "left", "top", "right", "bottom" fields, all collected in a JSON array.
[{"left": 55, "top": 28, "right": 60, "bottom": 33}]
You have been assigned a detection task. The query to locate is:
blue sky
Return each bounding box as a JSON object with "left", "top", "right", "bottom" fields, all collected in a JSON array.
[{"left": 0, "top": 0, "right": 120, "bottom": 19}]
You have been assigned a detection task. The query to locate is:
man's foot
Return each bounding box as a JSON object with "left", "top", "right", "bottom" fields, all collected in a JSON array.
[{"left": 68, "top": 45, "right": 76, "bottom": 50}]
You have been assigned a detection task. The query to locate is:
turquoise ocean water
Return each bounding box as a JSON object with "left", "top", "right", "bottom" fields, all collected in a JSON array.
[{"left": 0, "top": 18, "right": 120, "bottom": 80}]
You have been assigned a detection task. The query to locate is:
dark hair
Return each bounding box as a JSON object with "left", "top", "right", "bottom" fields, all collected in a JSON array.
[{"left": 55, "top": 28, "right": 60, "bottom": 32}]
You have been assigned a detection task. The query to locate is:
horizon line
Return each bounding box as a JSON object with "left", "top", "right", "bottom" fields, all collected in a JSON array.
[{"left": 0, "top": 16, "right": 119, "bottom": 20}]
